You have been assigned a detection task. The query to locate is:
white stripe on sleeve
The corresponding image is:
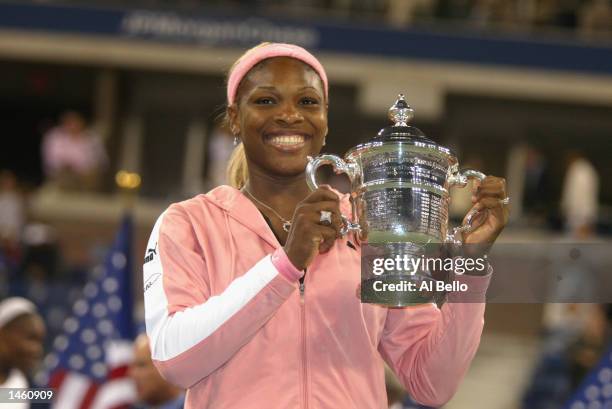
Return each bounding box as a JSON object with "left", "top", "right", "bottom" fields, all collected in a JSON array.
[{"left": 143, "top": 211, "right": 281, "bottom": 362}]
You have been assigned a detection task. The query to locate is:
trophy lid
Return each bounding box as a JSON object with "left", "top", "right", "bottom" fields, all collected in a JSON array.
[
  {"left": 346, "top": 94, "right": 454, "bottom": 159},
  {"left": 375, "top": 94, "right": 431, "bottom": 141}
]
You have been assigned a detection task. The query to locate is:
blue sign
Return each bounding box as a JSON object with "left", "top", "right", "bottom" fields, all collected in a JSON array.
[{"left": 1, "top": 1, "right": 611, "bottom": 75}]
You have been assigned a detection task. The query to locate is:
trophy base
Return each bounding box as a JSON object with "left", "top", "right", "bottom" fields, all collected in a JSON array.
[{"left": 360, "top": 275, "right": 437, "bottom": 307}]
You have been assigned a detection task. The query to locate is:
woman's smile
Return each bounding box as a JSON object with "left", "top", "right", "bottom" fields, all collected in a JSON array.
[{"left": 264, "top": 131, "right": 310, "bottom": 152}]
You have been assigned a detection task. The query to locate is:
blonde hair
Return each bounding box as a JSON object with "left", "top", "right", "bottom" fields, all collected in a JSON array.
[{"left": 226, "top": 142, "right": 248, "bottom": 189}]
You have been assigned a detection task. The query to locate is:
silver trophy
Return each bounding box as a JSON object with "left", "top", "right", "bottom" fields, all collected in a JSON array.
[{"left": 306, "top": 94, "right": 487, "bottom": 306}]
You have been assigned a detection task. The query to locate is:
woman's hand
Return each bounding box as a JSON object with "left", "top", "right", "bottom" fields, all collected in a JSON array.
[
  {"left": 284, "top": 187, "right": 343, "bottom": 270},
  {"left": 462, "top": 176, "right": 510, "bottom": 248}
]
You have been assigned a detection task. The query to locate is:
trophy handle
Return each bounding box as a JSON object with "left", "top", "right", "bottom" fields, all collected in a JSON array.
[
  {"left": 446, "top": 169, "right": 487, "bottom": 244},
  {"left": 306, "top": 155, "right": 361, "bottom": 236}
]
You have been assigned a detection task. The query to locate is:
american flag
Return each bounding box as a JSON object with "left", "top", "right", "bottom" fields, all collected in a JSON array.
[
  {"left": 564, "top": 342, "right": 612, "bottom": 409},
  {"left": 43, "top": 215, "right": 137, "bottom": 409}
]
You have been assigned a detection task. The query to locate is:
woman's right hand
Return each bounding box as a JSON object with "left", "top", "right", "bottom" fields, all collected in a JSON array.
[{"left": 284, "top": 187, "right": 343, "bottom": 270}]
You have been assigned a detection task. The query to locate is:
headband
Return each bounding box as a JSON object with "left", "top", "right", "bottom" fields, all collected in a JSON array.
[
  {"left": 227, "top": 43, "right": 328, "bottom": 105},
  {"left": 0, "top": 297, "right": 37, "bottom": 329}
]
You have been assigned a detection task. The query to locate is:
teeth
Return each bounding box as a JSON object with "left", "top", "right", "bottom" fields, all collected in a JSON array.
[{"left": 269, "top": 135, "right": 305, "bottom": 146}]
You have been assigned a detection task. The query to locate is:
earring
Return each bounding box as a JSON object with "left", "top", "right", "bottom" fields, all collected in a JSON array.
[{"left": 233, "top": 136, "right": 240, "bottom": 146}]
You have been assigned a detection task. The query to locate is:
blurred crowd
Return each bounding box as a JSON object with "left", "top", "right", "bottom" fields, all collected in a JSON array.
[
  {"left": 52, "top": 0, "right": 612, "bottom": 38},
  {"left": 321, "top": 0, "right": 611, "bottom": 37},
  {"left": 385, "top": 0, "right": 612, "bottom": 36},
  {"left": 1, "top": 110, "right": 107, "bottom": 285}
]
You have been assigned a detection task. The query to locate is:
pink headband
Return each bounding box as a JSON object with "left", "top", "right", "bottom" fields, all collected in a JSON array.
[{"left": 227, "top": 43, "right": 328, "bottom": 105}]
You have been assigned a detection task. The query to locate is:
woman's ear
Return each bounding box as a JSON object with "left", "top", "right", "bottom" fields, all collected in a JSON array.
[{"left": 227, "top": 104, "right": 240, "bottom": 136}]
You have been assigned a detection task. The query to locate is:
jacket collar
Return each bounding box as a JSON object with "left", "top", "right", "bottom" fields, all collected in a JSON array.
[
  {"left": 202, "top": 185, "right": 353, "bottom": 250},
  {"left": 203, "top": 185, "right": 280, "bottom": 249}
]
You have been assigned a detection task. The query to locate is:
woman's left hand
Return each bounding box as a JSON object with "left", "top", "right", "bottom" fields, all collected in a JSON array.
[{"left": 462, "top": 176, "right": 510, "bottom": 248}]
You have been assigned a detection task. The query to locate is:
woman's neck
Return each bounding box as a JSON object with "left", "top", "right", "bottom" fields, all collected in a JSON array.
[{"left": 244, "top": 168, "right": 311, "bottom": 220}]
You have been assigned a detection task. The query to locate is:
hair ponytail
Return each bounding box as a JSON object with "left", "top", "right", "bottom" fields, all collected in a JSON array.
[{"left": 227, "top": 142, "right": 248, "bottom": 189}]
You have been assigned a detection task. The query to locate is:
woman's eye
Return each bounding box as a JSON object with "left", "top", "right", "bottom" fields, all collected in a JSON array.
[
  {"left": 254, "top": 97, "right": 275, "bottom": 105},
  {"left": 300, "top": 97, "right": 319, "bottom": 105}
]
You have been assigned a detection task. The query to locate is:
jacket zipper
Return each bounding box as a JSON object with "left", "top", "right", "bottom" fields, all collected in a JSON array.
[{"left": 299, "top": 278, "right": 308, "bottom": 409}]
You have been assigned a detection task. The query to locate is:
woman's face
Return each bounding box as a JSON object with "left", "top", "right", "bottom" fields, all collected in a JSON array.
[
  {"left": 0, "top": 314, "right": 45, "bottom": 374},
  {"left": 229, "top": 57, "right": 328, "bottom": 178}
]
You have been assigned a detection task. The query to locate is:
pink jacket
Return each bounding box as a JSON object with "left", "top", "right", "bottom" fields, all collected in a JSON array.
[{"left": 143, "top": 186, "right": 491, "bottom": 409}]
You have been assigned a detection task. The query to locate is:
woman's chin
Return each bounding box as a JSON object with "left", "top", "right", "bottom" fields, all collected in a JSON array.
[{"left": 266, "top": 158, "right": 310, "bottom": 177}]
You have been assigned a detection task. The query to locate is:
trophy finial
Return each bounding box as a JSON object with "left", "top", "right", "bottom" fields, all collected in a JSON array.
[{"left": 388, "top": 94, "right": 414, "bottom": 126}]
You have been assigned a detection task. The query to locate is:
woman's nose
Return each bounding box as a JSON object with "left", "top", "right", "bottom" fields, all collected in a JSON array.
[{"left": 275, "top": 103, "right": 304, "bottom": 125}]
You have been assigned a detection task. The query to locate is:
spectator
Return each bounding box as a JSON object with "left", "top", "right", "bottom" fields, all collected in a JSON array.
[
  {"left": 41, "top": 111, "right": 108, "bottom": 191},
  {"left": 0, "top": 297, "right": 46, "bottom": 409},
  {"left": 579, "top": 0, "right": 612, "bottom": 38},
  {"left": 560, "top": 151, "right": 599, "bottom": 238},
  {"left": 522, "top": 146, "right": 550, "bottom": 221},
  {"left": 206, "top": 124, "right": 235, "bottom": 189},
  {"left": 386, "top": 0, "right": 436, "bottom": 27},
  {"left": 469, "top": 0, "right": 519, "bottom": 27},
  {"left": 522, "top": 303, "right": 605, "bottom": 409},
  {"left": 554, "top": 0, "right": 582, "bottom": 28},
  {"left": 436, "top": 0, "right": 475, "bottom": 19},
  {"left": 128, "top": 333, "right": 184, "bottom": 409},
  {"left": 533, "top": 0, "right": 560, "bottom": 26},
  {"left": 568, "top": 303, "right": 609, "bottom": 387},
  {"left": 0, "top": 170, "right": 24, "bottom": 266}
]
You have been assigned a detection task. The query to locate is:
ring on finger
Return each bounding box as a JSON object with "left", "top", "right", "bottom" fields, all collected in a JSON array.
[
  {"left": 319, "top": 210, "right": 332, "bottom": 226},
  {"left": 500, "top": 197, "right": 510, "bottom": 205},
  {"left": 313, "top": 234, "right": 324, "bottom": 244}
]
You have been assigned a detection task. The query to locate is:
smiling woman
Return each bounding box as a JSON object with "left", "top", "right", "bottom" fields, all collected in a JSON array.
[
  {"left": 142, "top": 42, "right": 508, "bottom": 409},
  {"left": 225, "top": 42, "right": 328, "bottom": 191},
  {"left": 228, "top": 56, "right": 327, "bottom": 180}
]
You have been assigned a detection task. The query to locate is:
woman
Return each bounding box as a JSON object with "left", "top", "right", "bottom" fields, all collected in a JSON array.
[
  {"left": 0, "top": 297, "right": 46, "bottom": 409},
  {"left": 143, "top": 42, "right": 509, "bottom": 408}
]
